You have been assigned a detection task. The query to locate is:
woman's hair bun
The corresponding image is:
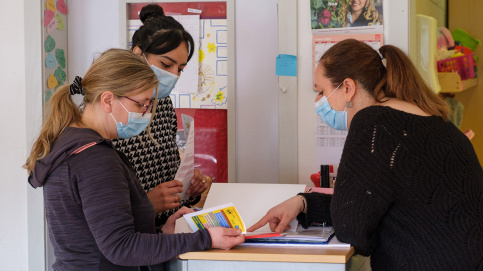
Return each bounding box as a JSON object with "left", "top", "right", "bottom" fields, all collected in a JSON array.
[{"left": 139, "top": 4, "right": 165, "bottom": 24}]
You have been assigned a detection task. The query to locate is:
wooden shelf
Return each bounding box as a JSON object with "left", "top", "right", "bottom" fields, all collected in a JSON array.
[{"left": 438, "top": 72, "right": 477, "bottom": 93}]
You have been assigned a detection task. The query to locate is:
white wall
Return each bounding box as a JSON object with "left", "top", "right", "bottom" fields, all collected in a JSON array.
[
  {"left": 296, "top": 0, "right": 411, "bottom": 186},
  {"left": 235, "top": 0, "right": 279, "bottom": 183},
  {"left": 68, "top": 0, "right": 121, "bottom": 82},
  {"left": 0, "top": 1, "right": 28, "bottom": 268},
  {"left": 1, "top": 0, "right": 43, "bottom": 270}
]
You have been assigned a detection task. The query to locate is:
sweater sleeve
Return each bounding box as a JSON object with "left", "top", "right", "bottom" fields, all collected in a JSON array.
[
  {"left": 71, "top": 144, "right": 212, "bottom": 266},
  {"left": 296, "top": 192, "right": 333, "bottom": 228},
  {"left": 330, "top": 109, "right": 397, "bottom": 256}
]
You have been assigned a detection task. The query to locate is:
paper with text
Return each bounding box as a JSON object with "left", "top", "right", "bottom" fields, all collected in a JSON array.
[
  {"left": 175, "top": 119, "right": 195, "bottom": 200},
  {"left": 183, "top": 203, "right": 246, "bottom": 234}
]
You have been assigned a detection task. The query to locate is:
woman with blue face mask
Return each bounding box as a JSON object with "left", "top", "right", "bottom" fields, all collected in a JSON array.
[
  {"left": 114, "top": 4, "right": 210, "bottom": 232},
  {"left": 24, "top": 49, "right": 244, "bottom": 270},
  {"left": 249, "top": 39, "right": 483, "bottom": 270}
]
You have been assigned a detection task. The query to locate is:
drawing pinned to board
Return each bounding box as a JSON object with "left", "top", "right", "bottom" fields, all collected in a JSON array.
[
  {"left": 54, "top": 66, "right": 66, "bottom": 86},
  {"left": 44, "top": 36, "right": 55, "bottom": 52},
  {"left": 45, "top": 52, "right": 57, "bottom": 68},
  {"left": 46, "top": 15, "right": 58, "bottom": 34},
  {"left": 44, "top": 90, "right": 53, "bottom": 104},
  {"left": 196, "top": 62, "right": 215, "bottom": 102},
  {"left": 56, "top": 14, "right": 64, "bottom": 30},
  {"left": 189, "top": 19, "right": 228, "bottom": 108},
  {"left": 56, "top": 0, "right": 68, "bottom": 14},
  {"left": 44, "top": 9, "right": 55, "bottom": 26},
  {"left": 47, "top": 74, "right": 58, "bottom": 89},
  {"left": 42, "top": 0, "right": 67, "bottom": 105},
  {"left": 56, "top": 49, "right": 65, "bottom": 69},
  {"left": 46, "top": 0, "right": 56, "bottom": 13}
]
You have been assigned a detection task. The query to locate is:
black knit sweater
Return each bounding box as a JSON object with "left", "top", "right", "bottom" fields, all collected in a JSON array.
[{"left": 298, "top": 106, "right": 483, "bottom": 270}]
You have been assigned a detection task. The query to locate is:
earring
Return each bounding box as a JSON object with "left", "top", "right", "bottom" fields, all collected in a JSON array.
[{"left": 345, "top": 100, "right": 353, "bottom": 108}]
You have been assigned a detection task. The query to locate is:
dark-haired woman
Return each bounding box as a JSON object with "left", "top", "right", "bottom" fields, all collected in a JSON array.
[
  {"left": 114, "top": 4, "right": 210, "bottom": 231},
  {"left": 249, "top": 39, "right": 483, "bottom": 270}
]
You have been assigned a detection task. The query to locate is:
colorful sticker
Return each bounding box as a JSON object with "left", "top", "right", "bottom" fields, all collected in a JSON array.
[
  {"left": 47, "top": 74, "right": 58, "bottom": 89},
  {"left": 44, "top": 36, "right": 56, "bottom": 52},
  {"left": 46, "top": 16, "right": 58, "bottom": 34},
  {"left": 56, "top": 49, "right": 65, "bottom": 69},
  {"left": 43, "top": 9, "right": 55, "bottom": 27},
  {"left": 54, "top": 66, "right": 66, "bottom": 86},
  {"left": 45, "top": 52, "right": 57, "bottom": 68},
  {"left": 44, "top": 89, "right": 53, "bottom": 103},
  {"left": 46, "top": 0, "right": 56, "bottom": 13},
  {"left": 57, "top": 0, "right": 68, "bottom": 15},
  {"left": 56, "top": 14, "right": 64, "bottom": 30}
]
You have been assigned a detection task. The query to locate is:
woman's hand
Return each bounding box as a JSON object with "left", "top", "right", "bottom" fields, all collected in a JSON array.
[
  {"left": 161, "top": 207, "right": 193, "bottom": 234},
  {"left": 186, "top": 169, "right": 211, "bottom": 198},
  {"left": 147, "top": 180, "right": 183, "bottom": 213},
  {"left": 207, "top": 227, "right": 245, "bottom": 250},
  {"left": 247, "top": 195, "right": 304, "bottom": 233}
]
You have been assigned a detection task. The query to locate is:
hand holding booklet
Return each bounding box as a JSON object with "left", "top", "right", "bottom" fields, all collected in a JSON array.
[
  {"left": 181, "top": 203, "right": 246, "bottom": 233},
  {"left": 177, "top": 202, "right": 335, "bottom": 245},
  {"left": 174, "top": 183, "right": 349, "bottom": 247}
]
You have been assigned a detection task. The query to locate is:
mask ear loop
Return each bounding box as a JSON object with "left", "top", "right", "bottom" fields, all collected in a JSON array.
[{"left": 327, "top": 82, "right": 344, "bottom": 100}]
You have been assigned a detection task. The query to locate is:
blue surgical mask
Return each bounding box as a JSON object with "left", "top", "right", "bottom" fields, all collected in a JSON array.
[
  {"left": 144, "top": 55, "right": 179, "bottom": 99},
  {"left": 315, "top": 82, "right": 348, "bottom": 131},
  {"left": 110, "top": 98, "right": 152, "bottom": 139}
]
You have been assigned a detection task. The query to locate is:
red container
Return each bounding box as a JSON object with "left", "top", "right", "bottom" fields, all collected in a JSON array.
[{"left": 437, "top": 54, "right": 476, "bottom": 80}]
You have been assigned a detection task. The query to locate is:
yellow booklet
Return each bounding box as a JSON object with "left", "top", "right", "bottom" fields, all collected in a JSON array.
[{"left": 183, "top": 203, "right": 246, "bottom": 234}]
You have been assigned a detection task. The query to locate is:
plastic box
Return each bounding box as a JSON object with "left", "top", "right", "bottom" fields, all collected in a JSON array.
[
  {"left": 437, "top": 53, "right": 476, "bottom": 80},
  {"left": 452, "top": 29, "right": 481, "bottom": 51}
]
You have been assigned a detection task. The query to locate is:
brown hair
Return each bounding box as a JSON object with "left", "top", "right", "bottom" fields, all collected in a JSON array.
[
  {"left": 319, "top": 39, "right": 449, "bottom": 120},
  {"left": 24, "top": 49, "right": 158, "bottom": 174}
]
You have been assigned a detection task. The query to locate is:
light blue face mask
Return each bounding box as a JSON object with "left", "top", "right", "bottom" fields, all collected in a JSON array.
[
  {"left": 315, "top": 82, "right": 348, "bottom": 131},
  {"left": 110, "top": 98, "right": 152, "bottom": 139},
  {"left": 144, "top": 54, "right": 179, "bottom": 99}
]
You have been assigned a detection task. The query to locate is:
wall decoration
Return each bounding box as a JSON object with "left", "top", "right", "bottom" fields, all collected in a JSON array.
[{"left": 41, "top": 0, "right": 68, "bottom": 110}]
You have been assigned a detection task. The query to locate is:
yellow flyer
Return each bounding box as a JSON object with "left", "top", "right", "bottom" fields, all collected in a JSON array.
[{"left": 184, "top": 203, "right": 246, "bottom": 233}]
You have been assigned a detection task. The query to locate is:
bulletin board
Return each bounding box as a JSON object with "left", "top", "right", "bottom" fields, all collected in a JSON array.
[
  {"left": 41, "top": 0, "right": 68, "bottom": 112},
  {"left": 119, "top": 0, "right": 236, "bottom": 183}
]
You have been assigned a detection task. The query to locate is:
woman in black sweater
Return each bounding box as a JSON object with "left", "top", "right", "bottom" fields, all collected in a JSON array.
[{"left": 249, "top": 39, "right": 483, "bottom": 270}]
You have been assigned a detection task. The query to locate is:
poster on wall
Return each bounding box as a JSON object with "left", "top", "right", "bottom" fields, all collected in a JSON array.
[
  {"left": 310, "top": 0, "right": 383, "bottom": 35},
  {"left": 42, "top": 0, "right": 68, "bottom": 111}
]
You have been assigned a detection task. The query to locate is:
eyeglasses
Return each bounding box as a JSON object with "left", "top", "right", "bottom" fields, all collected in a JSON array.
[{"left": 122, "top": 96, "right": 153, "bottom": 116}]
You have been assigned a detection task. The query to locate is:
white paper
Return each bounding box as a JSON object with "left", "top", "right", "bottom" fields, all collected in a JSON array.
[
  {"left": 175, "top": 120, "right": 194, "bottom": 200},
  {"left": 181, "top": 114, "right": 194, "bottom": 141},
  {"left": 170, "top": 15, "right": 200, "bottom": 94}
]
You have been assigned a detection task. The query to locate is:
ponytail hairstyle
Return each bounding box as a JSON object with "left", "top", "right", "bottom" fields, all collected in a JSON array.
[
  {"left": 338, "top": 0, "right": 382, "bottom": 27},
  {"left": 131, "top": 4, "right": 195, "bottom": 62},
  {"left": 319, "top": 39, "right": 449, "bottom": 120},
  {"left": 24, "top": 49, "right": 158, "bottom": 174}
]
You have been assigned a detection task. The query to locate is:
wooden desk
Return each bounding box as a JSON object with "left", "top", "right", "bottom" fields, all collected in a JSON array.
[{"left": 166, "top": 245, "right": 370, "bottom": 271}]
